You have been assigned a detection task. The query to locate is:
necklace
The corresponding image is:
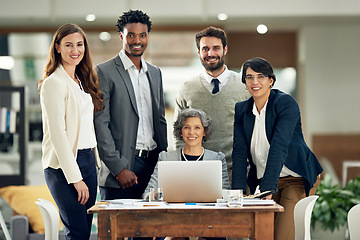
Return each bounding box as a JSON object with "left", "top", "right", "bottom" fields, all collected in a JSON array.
[{"left": 181, "top": 147, "right": 204, "bottom": 161}]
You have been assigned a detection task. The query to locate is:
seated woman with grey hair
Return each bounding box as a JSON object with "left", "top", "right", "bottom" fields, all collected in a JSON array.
[{"left": 143, "top": 108, "right": 230, "bottom": 199}]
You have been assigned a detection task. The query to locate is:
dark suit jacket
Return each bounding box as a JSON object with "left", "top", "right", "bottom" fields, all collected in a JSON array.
[
  {"left": 94, "top": 55, "right": 168, "bottom": 188},
  {"left": 232, "top": 89, "right": 322, "bottom": 196}
]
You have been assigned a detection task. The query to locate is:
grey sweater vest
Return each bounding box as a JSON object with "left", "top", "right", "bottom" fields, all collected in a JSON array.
[{"left": 175, "top": 71, "right": 250, "bottom": 169}]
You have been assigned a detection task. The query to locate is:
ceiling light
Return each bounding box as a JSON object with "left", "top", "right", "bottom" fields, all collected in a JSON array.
[
  {"left": 217, "top": 13, "right": 228, "bottom": 21},
  {"left": 0, "top": 56, "right": 15, "bottom": 70},
  {"left": 85, "top": 14, "right": 96, "bottom": 22},
  {"left": 257, "top": 24, "right": 268, "bottom": 34},
  {"left": 99, "top": 32, "right": 111, "bottom": 42}
]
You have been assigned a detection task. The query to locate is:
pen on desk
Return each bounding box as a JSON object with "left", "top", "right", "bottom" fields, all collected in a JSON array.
[{"left": 185, "top": 203, "right": 216, "bottom": 206}]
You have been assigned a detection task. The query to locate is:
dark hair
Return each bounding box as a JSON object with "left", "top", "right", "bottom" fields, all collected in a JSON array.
[
  {"left": 116, "top": 10, "right": 152, "bottom": 33},
  {"left": 173, "top": 108, "right": 212, "bottom": 142},
  {"left": 39, "top": 23, "right": 103, "bottom": 112},
  {"left": 241, "top": 57, "right": 276, "bottom": 86},
  {"left": 195, "top": 26, "right": 227, "bottom": 50}
]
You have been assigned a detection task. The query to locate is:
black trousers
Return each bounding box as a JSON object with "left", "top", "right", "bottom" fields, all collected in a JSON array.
[
  {"left": 45, "top": 149, "right": 97, "bottom": 240},
  {"left": 99, "top": 154, "right": 158, "bottom": 200}
]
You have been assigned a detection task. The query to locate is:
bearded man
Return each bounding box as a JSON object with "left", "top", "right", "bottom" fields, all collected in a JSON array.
[{"left": 174, "top": 26, "right": 250, "bottom": 182}]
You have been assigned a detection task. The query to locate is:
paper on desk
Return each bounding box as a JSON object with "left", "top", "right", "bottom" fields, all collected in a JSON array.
[
  {"left": 166, "top": 203, "right": 227, "bottom": 208},
  {"left": 242, "top": 199, "right": 275, "bottom": 206},
  {"left": 104, "top": 200, "right": 169, "bottom": 209},
  {"left": 227, "top": 199, "right": 275, "bottom": 207},
  {"left": 107, "top": 199, "right": 144, "bottom": 204}
]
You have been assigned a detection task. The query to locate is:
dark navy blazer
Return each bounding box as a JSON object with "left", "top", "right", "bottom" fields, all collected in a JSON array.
[{"left": 232, "top": 89, "right": 323, "bottom": 196}]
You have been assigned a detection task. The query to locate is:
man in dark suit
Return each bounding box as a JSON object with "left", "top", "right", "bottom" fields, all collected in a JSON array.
[{"left": 94, "top": 9, "right": 167, "bottom": 200}]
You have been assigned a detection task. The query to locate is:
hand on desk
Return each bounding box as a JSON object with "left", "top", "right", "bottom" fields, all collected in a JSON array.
[
  {"left": 262, "top": 194, "right": 273, "bottom": 200},
  {"left": 116, "top": 169, "right": 138, "bottom": 189}
]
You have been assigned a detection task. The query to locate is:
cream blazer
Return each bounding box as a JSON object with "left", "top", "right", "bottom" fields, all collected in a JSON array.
[{"left": 40, "top": 64, "right": 100, "bottom": 184}]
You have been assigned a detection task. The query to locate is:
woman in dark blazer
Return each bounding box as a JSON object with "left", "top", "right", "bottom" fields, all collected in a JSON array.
[{"left": 232, "top": 57, "right": 323, "bottom": 240}]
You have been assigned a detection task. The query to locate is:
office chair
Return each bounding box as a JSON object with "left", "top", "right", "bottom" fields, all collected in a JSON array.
[
  {"left": 0, "top": 210, "right": 12, "bottom": 240},
  {"left": 348, "top": 204, "right": 360, "bottom": 240},
  {"left": 35, "top": 198, "right": 59, "bottom": 240},
  {"left": 294, "top": 195, "right": 319, "bottom": 240}
]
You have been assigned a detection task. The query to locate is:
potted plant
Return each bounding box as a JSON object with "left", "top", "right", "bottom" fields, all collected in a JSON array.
[{"left": 311, "top": 174, "right": 360, "bottom": 240}]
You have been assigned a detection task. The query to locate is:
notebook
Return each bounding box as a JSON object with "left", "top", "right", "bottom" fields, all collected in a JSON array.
[{"left": 158, "top": 160, "right": 222, "bottom": 203}]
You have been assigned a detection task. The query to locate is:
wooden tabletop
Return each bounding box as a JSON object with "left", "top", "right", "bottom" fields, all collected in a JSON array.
[{"left": 88, "top": 201, "right": 284, "bottom": 214}]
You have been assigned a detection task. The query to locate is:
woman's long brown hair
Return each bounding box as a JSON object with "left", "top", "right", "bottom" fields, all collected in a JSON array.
[{"left": 38, "top": 23, "right": 103, "bottom": 112}]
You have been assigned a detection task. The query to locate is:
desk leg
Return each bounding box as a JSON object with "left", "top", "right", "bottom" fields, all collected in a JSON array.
[
  {"left": 254, "top": 212, "right": 274, "bottom": 240},
  {"left": 97, "top": 212, "right": 112, "bottom": 240}
]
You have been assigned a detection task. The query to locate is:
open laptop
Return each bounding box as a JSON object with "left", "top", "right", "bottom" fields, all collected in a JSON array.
[{"left": 158, "top": 160, "right": 222, "bottom": 203}]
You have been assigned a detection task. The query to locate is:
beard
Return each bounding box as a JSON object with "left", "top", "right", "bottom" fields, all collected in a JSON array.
[
  {"left": 200, "top": 55, "right": 225, "bottom": 72},
  {"left": 129, "top": 51, "right": 143, "bottom": 57},
  {"left": 128, "top": 44, "right": 145, "bottom": 57}
]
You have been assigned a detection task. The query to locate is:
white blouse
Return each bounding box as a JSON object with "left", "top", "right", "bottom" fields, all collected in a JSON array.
[
  {"left": 72, "top": 79, "right": 97, "bottom": 150},
  {"left": 250, "top": 101, "right": 300, "bottom": 179}
]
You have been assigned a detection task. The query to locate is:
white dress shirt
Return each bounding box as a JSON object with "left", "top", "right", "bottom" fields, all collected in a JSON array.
[
  {"left": 201, "top": 65, "right": 231, "bottom": 93},
  {"left": 250, "top": 101, "right": 300, "bottom": 179},
  {"left": 119, "top": 50, "right": 156, "bottom": 151}
]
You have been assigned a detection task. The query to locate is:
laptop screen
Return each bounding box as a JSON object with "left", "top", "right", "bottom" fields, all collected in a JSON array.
[{"left": 158, "top": 160, "right": 222, "bottom": 203}]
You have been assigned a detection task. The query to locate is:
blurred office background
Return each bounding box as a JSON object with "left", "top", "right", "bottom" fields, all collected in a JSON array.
[
  {"left": 1, "top": 1, "right": 360, "bottom": 239},
  {"left": 0, "top": 0, "right": 359, "bottom": 193}
]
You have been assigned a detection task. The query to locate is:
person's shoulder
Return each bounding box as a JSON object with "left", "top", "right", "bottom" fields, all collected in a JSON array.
[
  {"left": 228, "top": 70, "right": 241, "bottom": 78},
  {"left": 159, "top": 150, "right": 179, "bottom": 161},
  {"left": 234, "top": 97, "right": 252, "bottom": 115},
  {"left": 40, "top": 69, "right": 69, "bottom": 98},
  {"left": 145, "top": 61, "right": 160, "bottom": 71},
  {"left": 272, "top": 89, "right": 297, "bottom": 104},
  {"left": 271, "top": 89, "right": 299, "bottom": 113},
  {"left": 204, "top": 149, "right": 225, "bottom": 159},
  {"left": 227, "top": 70, "right": 243, "bottom": 81},
  {"left": 227, "top": 70, "right": 249, "bottom": 94},
  {"left": 42, "top": 68, "right": 66, "bottom": 88},
  {"left": 235, "top": 97, "right": 251, "bottom": 107},
  {"left": 97, "top": 55, "right": 118, "bottom": 69},
  {"left": 180, "top": 75, "right": 201, "bottom": 89}
]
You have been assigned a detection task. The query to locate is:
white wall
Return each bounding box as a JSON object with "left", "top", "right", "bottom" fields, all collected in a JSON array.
[
  {"left": 299, "top": 23, "right": 360, "bottom": 145},
  {"left": 2, "top": 0, "right": 360, "bottom": 29}
]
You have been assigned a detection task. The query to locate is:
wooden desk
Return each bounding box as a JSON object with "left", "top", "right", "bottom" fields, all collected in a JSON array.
[{"left": 89, "top": 202, "right": 283, "bottom": 240}]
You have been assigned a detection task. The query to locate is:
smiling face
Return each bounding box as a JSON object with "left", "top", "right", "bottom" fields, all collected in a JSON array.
[
  {"left": 181, "top": 117, "right": 205, "bottom": 149},
  {"left": 55, "top": 32, "right": 84, "bottom": 69},
  {"left": 120, "top": 22, "right": 149, "bottom": 58},
  {"left": 245, "top": 67, "right": 274, "bottom": 100},
  {"left": 198, "top": 36, "right": 227, "bottom": 76}
]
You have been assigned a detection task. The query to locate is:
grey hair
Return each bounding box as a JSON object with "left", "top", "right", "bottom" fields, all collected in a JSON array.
[{"left": 173, "top": 108, "right": 213, "bottom": 142}]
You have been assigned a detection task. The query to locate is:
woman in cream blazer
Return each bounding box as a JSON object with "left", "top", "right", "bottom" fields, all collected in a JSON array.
[{"left": 39, "top": 24, "right": 103, "bottom": 240}]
